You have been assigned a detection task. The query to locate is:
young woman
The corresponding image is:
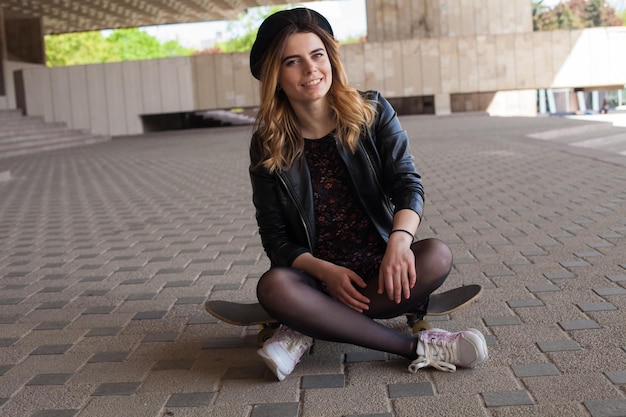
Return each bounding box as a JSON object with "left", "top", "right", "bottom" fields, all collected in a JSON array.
[{"left": 248, "top": 8, "right": 488, "bottom": 381}]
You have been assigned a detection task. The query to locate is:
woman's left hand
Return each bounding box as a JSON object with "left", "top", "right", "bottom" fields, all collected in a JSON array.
[{"left": 378, "top": 232, "right": 416, "bottom": 303}]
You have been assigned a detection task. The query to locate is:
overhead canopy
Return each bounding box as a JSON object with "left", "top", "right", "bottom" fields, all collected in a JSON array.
[{"left": 0, "top": 0, "right": 288, "bottom": 34}]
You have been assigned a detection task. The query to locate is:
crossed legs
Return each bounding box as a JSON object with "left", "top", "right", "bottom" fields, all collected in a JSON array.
[{"left": 256, "top": 238, "right": 453, "bottom": 359}]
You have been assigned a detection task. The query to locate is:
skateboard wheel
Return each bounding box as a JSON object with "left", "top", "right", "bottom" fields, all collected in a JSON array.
[
  {"left": 411, "top": 319, "right": 431, "bottom": 334},
  {"left": 257, "top": 323, "right": 279, "bottom": 346},
  {"left": 257, "top": 328, "right": 274, "bottom": 346}
]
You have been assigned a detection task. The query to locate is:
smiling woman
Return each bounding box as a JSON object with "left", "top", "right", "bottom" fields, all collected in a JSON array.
[{"left": 242, "top": 7, "right": 489, "bottom": 382}]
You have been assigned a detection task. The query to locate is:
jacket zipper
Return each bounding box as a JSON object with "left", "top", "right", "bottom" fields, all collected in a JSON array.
[{"left": 277, "top": 172, "right": 314, "bottom": 252}]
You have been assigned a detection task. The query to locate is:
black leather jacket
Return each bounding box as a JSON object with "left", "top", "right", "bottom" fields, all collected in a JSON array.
[{"left": 249, "top": 91, "right": 424, "bottom": 267}]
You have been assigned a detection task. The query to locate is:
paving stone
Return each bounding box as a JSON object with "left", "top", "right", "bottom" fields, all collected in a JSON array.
[
  {"left": 544, "top": 271, "right": 577, "bottom": 280},
  {"left": 38, "top": 287, "right": 66, "bottom": 293},
  {"left": 559, "top": 260, "right": 590, "bottom": 268},
  {"left": 584, "top": 399, "right": 626, "bottom": 417},
  {"left": 30, "top": 345, "right": 72, "bottom": 355},
  {"left": 594, "top": 287, "right": 626, "bottom": 296},
  {"left": 587, "top": 241, "right": 614, "bottom": 249},
  {"left": 605, "top": 370, "right": 626, "bottom": 384},
  {"left": 212, "top": 283, "right": 240, "bottom": 290},
  {"left": 125, "top": 292, "right": 155, "bottom": 301},
  {"left": 0, "top": 338, "right": 18, "bottom": 347},
  {"left": 0, "top": 298, "right": 24, "bottom": 305},
  {"left": 577, "top": 302, "right": 617, "bottom": 312},
  {"left": 116, "top": 267, "right": 141, "bottom": 273},
  {"left": 156, "top": 268, "right": 186, "bottom": 275},
  {"left": 152, "top": 358, "right": 195, "bottom": 371},
  {"left": 482, "top": 390, "right": 534, "bottom": 407},
  {"left": 142, "top": 332, "right": 179, "bottom": 342},
  {"left": 0, "top": 365, "right": 14, "bottom": 376},
  {"left": 200, "top": 269, "right": 229, "bottom": 277},
  {"left": 175, "top": 297, "right": 205, "bottom": 305},
  {"left": 251, "top": 402, "right": 299, "bottom": 417},
  {"left": 512, "top": 363, "right": 560, "bottom": 378},
  {"left": 301, "top": 374, "right": 345, "bottom": 389},
  {"left": 41, "top": 274, "right": 66, "bottom": 281},
  {"left": 527, "top": 284, "right": 561, "bottom": 293},
  {"left": 36, "top": 301, "right": 69, "bottom": 310},
  {"left": 31, "top": 410, "right": 79, "bottom": 417},
  {"left": 345, "top": 351, "right": 387, "bottom": 363},
  {"left": 574, "top": 251, "right": 601, "bottom": 258},
  {"left": 166, "top": 392, "right": 215, "bottom": 407},
  {"left": 80, "top": 289, "right": 108, "bottom": 296},
  {"left": 79, "top": 276, "right": 107, "bottom": 283},
  {"left": 131, "top": 310, "right": 167, "bottom": 320},
  {"left": 34, "top": 321, "right": 70, "bottom": 330},
  {"left": 163, "top": 280, "right": 193, "bottom": 288},
  {"left": 26, "top": 373, "right": 73, "bottom": 386},
  {"left": 223, "top": 365, "right": 266, "bottom": 379},
  {"left": 484, "top": 316, "right": 522, "bottom": 326},
  {"left": 188, "top": 315, "right": 218, "bottom": 325},
  {"left": 388, "top": 382, "right": 434, "bottom": 398},
  {"left": 89, "top": 351, "right": 130, "bottom": 363},
  {"left": 344, "top": 414, "right": 393, "bottom": 417},
  {"left": 537, "top": 340, "right": 581, "bottom": 352},
  {"left": 607, "top": 275, "right": 626, "bottom": 282},
  {"left": 507, "top": 299, "right": 544, "bottom": 308},
  {"left": 559, "top": 320, "right": 601, "bottom": 331},
  {"left": 82, "top": 306, "right": 116, "bottom": 315},
  {"left": 92, "top": 382, "right": 141, "bottom": 396},
  {"left": 484, "top": 269, "right": 515, "bottom": 277}
]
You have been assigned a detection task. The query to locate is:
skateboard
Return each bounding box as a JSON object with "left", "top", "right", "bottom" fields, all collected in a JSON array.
[{"left": 205, "top": 284, "right": 482, "bottom": 345}]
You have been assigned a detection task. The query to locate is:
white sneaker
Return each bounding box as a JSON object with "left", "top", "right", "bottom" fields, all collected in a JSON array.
[
  {"left": 408, "top": 328, "right": 488, "bottom": 373},
  {"left": 257, "top": 326, "right": 313, "bottom": 381}
]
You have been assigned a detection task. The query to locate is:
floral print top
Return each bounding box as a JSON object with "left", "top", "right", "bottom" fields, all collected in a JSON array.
[{"left": 304, "top": 134, "right": 386, "bottom": 280}]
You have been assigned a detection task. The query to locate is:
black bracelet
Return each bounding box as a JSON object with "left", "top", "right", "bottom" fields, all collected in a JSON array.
[{"left": 389, "top": 229, "right": 415, "bottom": 241}]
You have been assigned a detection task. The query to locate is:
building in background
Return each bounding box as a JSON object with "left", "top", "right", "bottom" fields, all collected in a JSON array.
[{"left": 0, "top": 0, "right": 625, "bottom": 144}]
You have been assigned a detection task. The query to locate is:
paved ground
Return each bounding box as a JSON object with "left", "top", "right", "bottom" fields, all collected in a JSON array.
[{"left": 0, "top": 113, "right": 625, "bottom": 417}]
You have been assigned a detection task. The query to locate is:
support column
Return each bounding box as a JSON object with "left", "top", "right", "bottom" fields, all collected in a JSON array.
[{"left": 434, "top": 93, "right": 451, "bottom": 115}]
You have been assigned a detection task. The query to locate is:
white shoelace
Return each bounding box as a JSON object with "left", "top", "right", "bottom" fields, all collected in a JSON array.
[
  {"left": 272, "top": 327, "right": 312, "bottom": 355},
  {"left": 408, "top": 336, "right": 458, "bottom": 373}
]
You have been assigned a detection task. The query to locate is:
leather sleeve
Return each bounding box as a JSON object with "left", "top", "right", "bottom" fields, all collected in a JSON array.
[{"left": 368, "top": 91, "right": 424, "bottom": 218}]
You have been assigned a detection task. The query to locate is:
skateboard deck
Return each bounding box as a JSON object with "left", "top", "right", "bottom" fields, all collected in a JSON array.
[{"left": 205, "top": 284, "right": 482, "bottom": 328}]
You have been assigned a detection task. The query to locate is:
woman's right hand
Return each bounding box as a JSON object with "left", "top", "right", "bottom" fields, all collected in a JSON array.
[
  {"left": 319, "top": 263, "right": 370, "bottom": 313},
  {"left": 292, "top": 253, "right": 370, "bottom": 312}
]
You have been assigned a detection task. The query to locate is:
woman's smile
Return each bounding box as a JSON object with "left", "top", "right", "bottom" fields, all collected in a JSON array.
[{"left": 278, "top": 32, "right": 332, "bottom": 104}]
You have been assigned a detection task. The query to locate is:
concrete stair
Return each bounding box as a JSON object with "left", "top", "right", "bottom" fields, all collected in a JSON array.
[{"left": 0, "top": 109, "right": 110, "bottom": 159}]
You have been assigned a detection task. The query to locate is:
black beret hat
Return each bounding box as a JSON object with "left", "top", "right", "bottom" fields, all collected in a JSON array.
[{"left": 249, "top": 8, "right": 334, "bottom": 80}]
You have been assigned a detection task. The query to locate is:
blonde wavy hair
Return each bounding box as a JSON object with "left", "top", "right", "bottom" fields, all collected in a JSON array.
[{"left": 252, "top": 20, "right": 376, "bottom": 173}]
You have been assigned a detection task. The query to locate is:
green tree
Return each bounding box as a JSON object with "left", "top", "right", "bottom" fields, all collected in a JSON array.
[
  {"left": 533, "top": 0, "right": 550, "bottom": 30},
  {"left": 45, "top": 31, "right": 112, "bottom": 66},
  {"left": 215, "top": 6, "right": 285, "bottom": 53},
  {"left": 533, "top": 0, "right": 623, "bottom": 30},
  {"left": 45, "top": 27, "right": 193, "bottom": 67}
]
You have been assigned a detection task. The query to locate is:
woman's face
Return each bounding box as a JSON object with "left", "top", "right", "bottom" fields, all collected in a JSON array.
[{"left": 277, "top": 32, "right": 332, "bottom": 106}]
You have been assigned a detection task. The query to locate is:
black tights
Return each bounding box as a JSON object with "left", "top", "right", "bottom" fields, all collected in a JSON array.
[{"left": 256, "top": 238, "right": 453, "bottom": 360}]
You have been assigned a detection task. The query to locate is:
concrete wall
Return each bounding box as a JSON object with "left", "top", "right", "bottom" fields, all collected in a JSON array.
[
  {"left": 15, "top": 27, "right": 626, "bottom": 136},
  {"left": 366, "top": 0, "right": 533, "bottom": 42}
]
